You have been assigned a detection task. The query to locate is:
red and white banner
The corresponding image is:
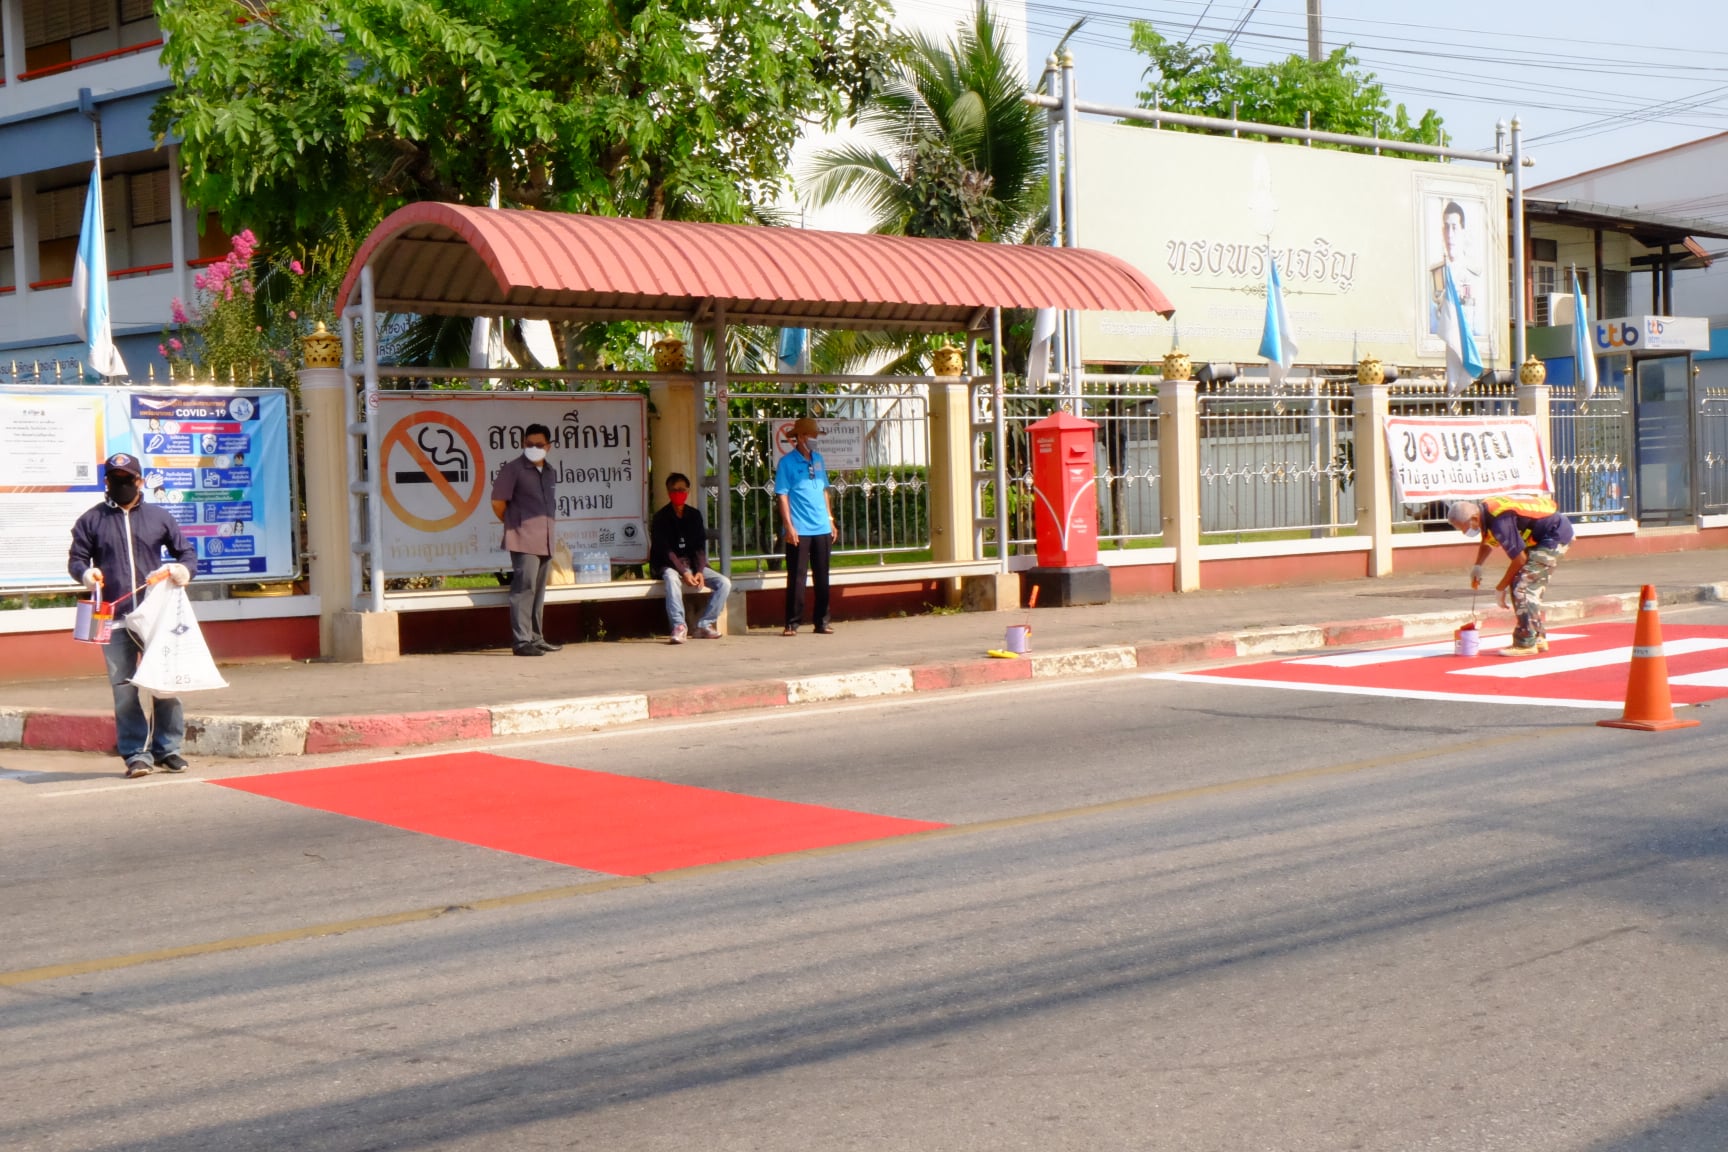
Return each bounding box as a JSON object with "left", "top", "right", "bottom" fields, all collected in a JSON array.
[{"left": 1384, "top": 415, "right": 1552, "bottom": 504}]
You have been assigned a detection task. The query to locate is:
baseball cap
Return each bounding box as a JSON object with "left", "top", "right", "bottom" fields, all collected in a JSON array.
[
  {"left": 103, "top": 452, "right": 143, "bottom": 478},
  {"left": 792, "top": 417, "right": 821, "bottom": 438}
]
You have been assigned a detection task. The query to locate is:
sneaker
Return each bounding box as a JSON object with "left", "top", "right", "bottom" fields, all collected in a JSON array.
[
  {"left": 693, "top": 624, "right": 721, "bottom": 640},
  {"left": 670, "top": 625, "right": 688, "bottom": 645},
  {"left": 157, "top": 753, "right": 190, "bottom": 773},
  {"left": 1496, "top": 644, "right": 1541, "bottom": 658},
  {"left": 124, "top": 757, "right": 153, "bottom": 779}
]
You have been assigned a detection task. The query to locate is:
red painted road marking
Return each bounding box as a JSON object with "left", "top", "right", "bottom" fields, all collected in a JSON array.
[
  {"left": 215, "top": 752, "right": 948, "bottom": 875},
  {"left": 1149, "top": 623, "right": 1728, "bottom": 710}
]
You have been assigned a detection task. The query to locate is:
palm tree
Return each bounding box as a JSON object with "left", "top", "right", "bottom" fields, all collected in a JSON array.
[{"left": 801, "top": 2, "right": 1045, "bottom": 245}]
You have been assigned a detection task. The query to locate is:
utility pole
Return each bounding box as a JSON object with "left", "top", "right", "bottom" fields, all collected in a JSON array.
[{"left": 1306, "top": 0, "right": 1322, "bottom": 62}]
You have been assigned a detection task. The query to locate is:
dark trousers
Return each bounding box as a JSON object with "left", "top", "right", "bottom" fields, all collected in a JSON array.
[
  {"left": 783, "top": 533, "right": 831, "bottom": 629},
  {"left": 509, "top": 551, "right": 552, "bottom": 647}
]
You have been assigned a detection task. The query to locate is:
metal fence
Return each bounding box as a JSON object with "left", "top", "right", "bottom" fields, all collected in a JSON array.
[
  {"left": 1196, "top": 375, "right": 1357, "bottom": 538},
  {"left": 708, "top": 380, "right": 930, "bottom": 568},
  {"left": 980, "top": 375, "right": 1164, "bottom": 557},
  {"left": 1550, "top": 382, "right": 1631, "bottom": 522},
  {"left": 1388, "top": 379, "right": 1519, "bottom": 528},
  {"left": 1700, "top": 383, "right": 1728, "bottom": 518}
]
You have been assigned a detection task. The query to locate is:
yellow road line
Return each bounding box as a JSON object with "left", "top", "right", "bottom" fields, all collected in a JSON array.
[{"left": 0, "top": 731, "right": 1539, "bottom": 989}]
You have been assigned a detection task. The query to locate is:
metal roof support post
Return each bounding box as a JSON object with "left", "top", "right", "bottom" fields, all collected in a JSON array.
[
  {"left": 993, "top": 308, "right": 1009, "bottom": 573},
  {"left": 361, "top": 265, "right": 385, "bottom": 614},
  {"left": 1043, "top": 55, "right": 1066, "bottom": 390},
  {"left": 1510, "top": 117, "right": 1527, "bottom": 367},
  {"left": 713, "top": 306, "right": 731, "bottom": 576},
  {"left": 1060, "top": 49, "right": 1082, "bottom": 413},
  {"left": 340, "top": 307, "right": 364, "bottom": 611}
]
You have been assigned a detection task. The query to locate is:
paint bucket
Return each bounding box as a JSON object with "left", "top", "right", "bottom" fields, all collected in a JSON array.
[
  {"left": 73, "top": 596, "right": 113, "bottom": 644},
  {"left": 1454, "top": 622, "right": 1479, "bottom": 658},
  {"left": 1004, "top": 624, "right": 1031, "bottom": 654}
]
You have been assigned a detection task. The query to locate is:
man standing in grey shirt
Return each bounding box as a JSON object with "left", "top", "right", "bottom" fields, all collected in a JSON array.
[{"left": 490, "top": 423, "right": 560, "bottom": 656}]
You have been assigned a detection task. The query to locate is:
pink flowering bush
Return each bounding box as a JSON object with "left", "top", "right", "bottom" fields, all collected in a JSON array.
[{"left": 160, "top": 217, "right": 354, "bottom": 386}]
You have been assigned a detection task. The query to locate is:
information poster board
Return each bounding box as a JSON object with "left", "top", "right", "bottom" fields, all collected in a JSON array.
[
  {"left": 375, "top": 392, "right": 648, "bottom": 574},
  {"left": 0, "top": 387, "right": 297, "bottom": 588}
]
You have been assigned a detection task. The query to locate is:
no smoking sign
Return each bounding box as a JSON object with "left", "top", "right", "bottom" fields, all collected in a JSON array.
[{"left": 381, "top": 410, "right": 485, "bottom": 533}]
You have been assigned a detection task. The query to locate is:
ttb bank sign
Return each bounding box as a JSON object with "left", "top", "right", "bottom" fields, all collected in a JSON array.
[{"left": 1594, "top": 315, "right": 1709, "bottom": 353}]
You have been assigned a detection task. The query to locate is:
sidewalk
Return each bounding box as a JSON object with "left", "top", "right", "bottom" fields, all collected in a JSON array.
[{"left": 4, "top": 551, "right": 1724, "bottom": 758}]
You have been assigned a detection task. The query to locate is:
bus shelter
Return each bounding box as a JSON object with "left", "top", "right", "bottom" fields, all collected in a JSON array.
[{"left": 315, "top": 204, "right": 1172, "bottom": 659}]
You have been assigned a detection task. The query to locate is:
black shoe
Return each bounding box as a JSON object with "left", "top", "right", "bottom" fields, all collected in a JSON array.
[
  {"left": 534, "top": 640, "right": 563, "bottom": 653},
  {"left": 124, "top": 757, "right": 153, "bottom": 779},
  {"left": 156, "top": 753, "right": 190, "bottom": 773},
  {"left": 512, "top": 645, "right": 546, "bottom": 657}
]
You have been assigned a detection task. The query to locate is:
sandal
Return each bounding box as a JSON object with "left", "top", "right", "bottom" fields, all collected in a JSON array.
[{"left": 781, "top": 627, "right": 797, "bottom": 636}]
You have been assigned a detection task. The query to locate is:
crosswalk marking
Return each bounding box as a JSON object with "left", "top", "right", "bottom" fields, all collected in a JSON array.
[
  {"left": 1669, "top": 667, "right": 1728, "bottom": 688},
  {"left": 1449, "top": 637, "right": 1728, "bottom": 680},
  {"left": 1292, "top": 633, "right": 1583, "bottom": 668}
]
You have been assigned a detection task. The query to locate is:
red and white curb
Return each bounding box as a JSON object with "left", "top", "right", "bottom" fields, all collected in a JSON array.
[{"left": 0, "top": 588, "right": 1708, "bottom": 759}]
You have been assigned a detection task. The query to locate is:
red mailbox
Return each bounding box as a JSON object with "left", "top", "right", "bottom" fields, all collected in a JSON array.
[{"left": 1028, "top": 410, "right": 1099, "bottom": 568}]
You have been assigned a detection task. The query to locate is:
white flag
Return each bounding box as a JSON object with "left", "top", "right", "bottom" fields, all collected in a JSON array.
[
  {"left": 1027, "top": 307, "right": 1056, "bottom": 389},
  {"left": 71, "top": 153, "right": 127, "bottom": 379},
  {"left": 1571, "top": 268, "right": 1599, "bottom": 401}
]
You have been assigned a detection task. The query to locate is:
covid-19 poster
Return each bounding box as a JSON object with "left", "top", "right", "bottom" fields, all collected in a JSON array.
[{"left": 0, "top": 386, "right": 297, "bottom": 588}]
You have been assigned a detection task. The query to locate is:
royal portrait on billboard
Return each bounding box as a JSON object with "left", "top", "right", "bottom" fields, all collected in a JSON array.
[{"left": 1415, "top": 175, "right": 1499, "bottom": 357}]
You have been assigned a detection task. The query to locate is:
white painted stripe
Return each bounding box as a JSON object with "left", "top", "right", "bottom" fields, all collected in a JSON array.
[
  {"left": 1292, "top": 633, "right": 1585, "bottom": 667},
  {"left": 1449, "top": 638, "right": 1728, "bottom": 680},
  {"left": 1144, "top": 671, "right": 1621, "bottom": 710},
  {"left": 1669, "top": 667, "right": 1728, "bottom": 688},
  {"left": 1632, "top": 646, "right": 1664, "bottom": 659}
]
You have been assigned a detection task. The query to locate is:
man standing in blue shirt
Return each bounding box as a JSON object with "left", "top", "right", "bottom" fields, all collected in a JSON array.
[{"left": 774, "top": 417, "right": 838, "bottom": 636}]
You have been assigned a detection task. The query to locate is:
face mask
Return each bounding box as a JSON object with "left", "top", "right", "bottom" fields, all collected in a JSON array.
[
  {"left": 669, "top": 491, "right": 689, "bottom": 508},
  {"left": 524, "top": 446, "right": 547, "bottom": 463},
  {"left": 107, "top": 477, "right": 139, "bottom": 505}
]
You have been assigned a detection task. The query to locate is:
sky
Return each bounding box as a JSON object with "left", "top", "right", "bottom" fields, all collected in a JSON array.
[{"left": 894, "top": 0, "right": 1728, "bottom": 200}]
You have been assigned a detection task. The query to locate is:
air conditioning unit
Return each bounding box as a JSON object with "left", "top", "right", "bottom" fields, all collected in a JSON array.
[{"left": 1541, "top": 293, "right": 1575, "bottom": 328}]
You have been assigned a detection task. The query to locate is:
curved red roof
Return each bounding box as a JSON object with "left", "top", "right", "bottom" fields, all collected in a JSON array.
[{"left": 338, "top": 203, "right": 1174, "bottom": 331}]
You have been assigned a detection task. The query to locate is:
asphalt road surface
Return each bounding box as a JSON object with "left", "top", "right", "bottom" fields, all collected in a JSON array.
[{"left": 5, "top": 610, "right": 1728, "bottom": 1151}]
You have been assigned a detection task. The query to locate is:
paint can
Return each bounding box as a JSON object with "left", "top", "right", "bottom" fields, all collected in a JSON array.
[
  {"left": 1454, "top": 621, "right": 1479, "bottom": 658},
  {"left": 1004, "top": 624, "right": 1031, "bottom": 654},
  {"left": 73, "top": 596, "right": 113, "bottom": 644}
]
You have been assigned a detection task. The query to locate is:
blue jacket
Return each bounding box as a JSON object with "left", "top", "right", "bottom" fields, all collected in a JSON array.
[{"left": 67, "top": 499, "right": 198, "bottom": 618}]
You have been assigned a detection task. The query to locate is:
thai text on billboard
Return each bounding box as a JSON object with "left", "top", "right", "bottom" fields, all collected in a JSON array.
[
  {"left": 1385, "top": 415, "right": 1552, "bottom": 504},
  {"left": 1074, "top": 120, "right": 1508, "bottom": 368}
]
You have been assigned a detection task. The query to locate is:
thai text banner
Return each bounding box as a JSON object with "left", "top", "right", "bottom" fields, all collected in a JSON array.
[
  {"left": 376, "top": 392, "right": 648, "bottom": 574},
  {"left": 1385, "top": 415, "right": 1553, "bottom": 504},
  {"left": 1074, "top": 120, "right": 1507, "bottom": 367}
]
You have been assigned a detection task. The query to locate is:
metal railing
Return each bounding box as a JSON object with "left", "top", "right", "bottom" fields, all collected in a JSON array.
[
  {"left": 1550, "top": 383, "right": 1631, "bottom": 522},
  {"left": 1699, "top": 384, "right": 1728, "bottom": 518},
  {"left": 982, "top": 374, "right": 1165, "bottom": 556},
  {"left": 1196, "top": 375, "right": 1356, "bottom": 538},
  {"left": 709, "top": 381, "right": 930, "bottom": 568}
]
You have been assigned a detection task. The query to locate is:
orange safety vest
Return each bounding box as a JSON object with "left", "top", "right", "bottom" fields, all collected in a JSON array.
[{"left": 1482, "top": 493, "right": 1557, "bottom": 520}]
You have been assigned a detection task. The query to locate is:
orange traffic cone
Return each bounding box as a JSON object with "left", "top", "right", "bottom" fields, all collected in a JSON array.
[{"left": 1598, "top": 585, "right": 1701, "bottom": 732}]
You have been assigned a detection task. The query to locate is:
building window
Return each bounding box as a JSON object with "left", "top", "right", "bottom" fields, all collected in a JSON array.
[
  {"left": 121, "top": 0, "right": 155, "bottom": 23},
  {"left": 129, "top": 169, "right": 172, "bottom": 228},
  {"left": 23, "top": 0, "right": 111, "bottom": 46},
  {"left": 1532, "top": 262, "right": 1558, "bottom": 325}
]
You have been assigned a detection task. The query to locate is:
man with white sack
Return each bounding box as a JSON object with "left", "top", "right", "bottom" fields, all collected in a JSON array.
[{"left": 67, "top": 452, "right": 200, "bottom": 779}]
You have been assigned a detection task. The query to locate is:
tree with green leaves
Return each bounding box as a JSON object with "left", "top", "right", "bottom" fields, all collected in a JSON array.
[
  {"left": 1130, "top": 24, "right": 1444, "bottom": 151},
  {"left": 801, "top": 1, "right": 1044, "bottom": 244},
  {"left": 153, "top": 0, "right": 895, "bottom": 242}
]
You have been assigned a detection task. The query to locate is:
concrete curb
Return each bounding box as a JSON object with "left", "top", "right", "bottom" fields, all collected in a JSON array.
[{"left": 0, "top": 587, "right": 1706, "bottom": 759}]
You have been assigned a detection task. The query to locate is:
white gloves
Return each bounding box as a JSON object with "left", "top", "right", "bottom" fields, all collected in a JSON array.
[
  {"left": 151, "top": 563, "right": 192, "bottom": 586},
  {"left": 1469, "top": 564, "right": 1485, "bottom": 590},
  {"left": 81, "top": 567, "right": 103, "bottom": 591}
]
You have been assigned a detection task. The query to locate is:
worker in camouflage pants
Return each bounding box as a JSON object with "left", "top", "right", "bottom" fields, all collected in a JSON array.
[{"left": 1447, "top": 496, "right": 1575, "bottom": 656}]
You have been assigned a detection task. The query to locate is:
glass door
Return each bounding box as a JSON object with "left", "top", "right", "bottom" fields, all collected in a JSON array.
[{"left": 1633, "top": 355, "right": 1693, "bottom": 524}]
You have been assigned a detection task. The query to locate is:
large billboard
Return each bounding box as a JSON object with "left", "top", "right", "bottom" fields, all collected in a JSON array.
[
  {"left": 0, "top": 386, "right": 297, "bottom": 588},
  {"left": 375, "top": 391, "right": 648, "bottom": 574},
  {"left": 1075, "top": 121, "right": 1508, "bottom": 368}
]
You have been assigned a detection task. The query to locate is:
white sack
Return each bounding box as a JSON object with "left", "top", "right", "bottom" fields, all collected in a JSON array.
[{"left": 127, "top": 582, "right": 229, "bottom": 694}]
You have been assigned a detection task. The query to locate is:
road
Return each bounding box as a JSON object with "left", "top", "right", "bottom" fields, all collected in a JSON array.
[{"left": 5, "top": 613, "right": 1728, "bottom": 1151}]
